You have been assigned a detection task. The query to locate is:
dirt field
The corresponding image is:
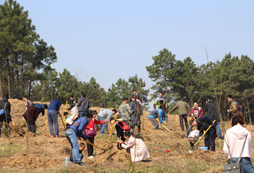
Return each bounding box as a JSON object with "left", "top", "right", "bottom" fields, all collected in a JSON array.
[{"left": 0, "top": 99, "right": 254, "bottom": 173}]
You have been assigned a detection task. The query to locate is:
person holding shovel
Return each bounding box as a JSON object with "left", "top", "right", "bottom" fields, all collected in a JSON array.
[
  {"left": 148, "top": 107, "right": 165, "bottom": 130},
  {"left": 191, "top": 115, "right": 216, "bottom": 151},
  {"left": 23, "top": 104, "right": 48, "bottom": 134},
  {"left": 85, "top": 110, "right": 107, "bottom": 159},
  {"left": 47, "top": 97, "right": 63, "bottom": 138},
  {"left": 65, "top": 112, "right": 93, "bottom": 165},
  {"left": 97, "top": 108, "right": 117, "bottom": 134}
]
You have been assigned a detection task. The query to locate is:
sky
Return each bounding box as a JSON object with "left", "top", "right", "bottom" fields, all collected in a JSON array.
[{"left": 1, "top": 0, "right": 254, "bottom": 96}]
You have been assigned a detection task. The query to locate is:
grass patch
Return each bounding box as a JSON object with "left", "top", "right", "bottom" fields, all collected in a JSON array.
[{"left": 0, "top": 143, "right": 23, "bottom": 158}]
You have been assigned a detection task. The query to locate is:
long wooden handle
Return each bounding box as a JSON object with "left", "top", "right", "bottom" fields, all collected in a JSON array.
[
  {"left": 59, "top": 113, "right": 66, "bottom": 129},
  {"left": 81, "top": 139, "right": 105, "bottom": 150},
  {"left": 64, "top": 101, "right": 68, "bottom": 112},
  {"left": 107, "top": 114, "right": 118, "bottom": 145},
  {"left": 193, "top": 120, "right": 216, "bottom": 147},
  {"left": 156, "top": 118, "right": 170, "bottom": 132}
]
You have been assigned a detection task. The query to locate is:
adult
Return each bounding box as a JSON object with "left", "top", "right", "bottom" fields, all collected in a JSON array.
[
  {"left": 65, "top": 112, "right": 93, "bottom": 165},
  {"left": 118, "top": 98, "right": 133, "bottom": 128},
  {"left": 85, "top": 110, "right": 107, "bottom": 159},
  {"left": 97, "top": 108, "right": 117, "bottom": 134},
  {"left": 132, "top": 90, "right": 142, "bottom": 105},
  {"left": 223, "top": 112, "right": 254, "bottom": 173},
  {"left": 68, "top": 95, "right": 76, "bottom": 111},
  {"left": 148, "top": 108, "right": 164, "bottom": 130},
  {"left": 0, "top": 95, "right": 12, "bottom": 137},
  {"left": 47, "top": 97, "right": 63, "bottom": 138},
  {"left": 185, "top": 101, "right": 204, "bottom": 137},
  {"left": 205, "top": 97, "right": 222, "bottom": 140},
  {"left": 169, "top": 98, "right": 191, "bottom": 131},
  {"left": 227, "top": 95, "right": 240, "bottom": 119},
  {"left": 130, "top": 95, "right": 142, "bottom": 134},
  {"left": 118, "top": 131, "right": 150, "bottom": 162},
  {"left": 23, "top": 104, "right": 48, "bottom": 134},
  {"left": 192, "top": 115, "right": 216, "bottom": 151},
  {"left": 77, "top": 93, "right": 90, "bottom": 117},
  {"left": 23, "top": 95, "right": 33, "bottom": 110}
]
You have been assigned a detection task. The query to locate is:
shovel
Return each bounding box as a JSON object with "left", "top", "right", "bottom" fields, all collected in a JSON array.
[
  {"left": 156, "top": 118, "right": 170, "bottom": 132},
  {"left": 107, "top": 113, "right": 118, "bottom": 148},
  {"left": 188, "top": 120, "right": 216, "bottom": 154},
  {"left": 58, "top": 113, "right": 66, "bottom": 129},
  {"left": 80, "top": 138, "right": 108, "bottom": 152}
]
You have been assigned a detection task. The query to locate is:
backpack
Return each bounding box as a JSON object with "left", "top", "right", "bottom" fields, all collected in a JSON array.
[
  {"left": 234, "top": 101, "right": 242, "bottom": 112},
  {"left": 65, "top": 105, "right": 79, "bottom": 126}
]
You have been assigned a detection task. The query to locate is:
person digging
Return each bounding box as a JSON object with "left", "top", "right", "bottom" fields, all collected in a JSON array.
[{"left": 191, "top": 115, "right": 216, "bottom": 152}]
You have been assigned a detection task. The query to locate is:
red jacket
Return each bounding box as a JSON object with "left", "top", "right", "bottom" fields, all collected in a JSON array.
[
  {"left": 189, "top": 107, "right": 203, "bottom": 119},
  {"left": 85, "top": 118, "right": 105, "bottom": 130}
]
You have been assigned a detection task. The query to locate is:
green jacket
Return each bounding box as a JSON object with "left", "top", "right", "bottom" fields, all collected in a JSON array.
[
  {"left": 119, "top": 102, "right": 133, "bottom": 121},
  {"left": 169, "top": 100, "right": 190, "bottom": 115}
]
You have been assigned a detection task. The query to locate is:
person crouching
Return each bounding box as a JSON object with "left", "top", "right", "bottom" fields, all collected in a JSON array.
[{"left": 118, "top": 131, "right": 150, "bottom": 162}]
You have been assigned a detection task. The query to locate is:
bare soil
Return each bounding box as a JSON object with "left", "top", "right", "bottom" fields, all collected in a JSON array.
[{"left": 0, "top": 99, "right": 254, "bottom": 173}]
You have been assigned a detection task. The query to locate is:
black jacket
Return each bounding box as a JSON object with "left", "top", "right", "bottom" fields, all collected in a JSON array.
[
  {"left": 0, "top": 96, "right": 12, "bottom": 120},
  {"left": 205, "top": 99, "right": 220, "bottom": 122}
]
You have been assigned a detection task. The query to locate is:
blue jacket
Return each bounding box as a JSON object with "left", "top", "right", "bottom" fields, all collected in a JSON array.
[
  {"left": 34, "top": 104, "right": 45, "bottom": 115},
  {"left": 48, "top": 100, "right": 62, "bottom": 111},
  {"left": 148, "top": 109, "right": 163, "bottom": 124},
  {"left": 68, "top": 117, "right": 89, "bottom": 140}
]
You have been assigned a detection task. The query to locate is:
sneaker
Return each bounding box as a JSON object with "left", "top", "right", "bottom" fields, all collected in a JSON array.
[
  {"left": 51, "top": 136, "right": 55, "bottom": 138},
  {"left": 88, "top": 156, "right": 94, "bottom": 159},
  {"left": 75, "top": 162, "right": 86, "bottom": 166},
  {"left": 55, "top": 135, "right": 59, "bottom": 138}
]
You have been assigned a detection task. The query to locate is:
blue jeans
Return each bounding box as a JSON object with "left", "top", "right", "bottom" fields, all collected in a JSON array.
[
  {"left": 98, "top": 116, "right": 107, "bottom": 134},
  {"left": 65, "top": 129, "right": 82, "bottom": 163},
  {"left": 164, "top": 111, "right": 168, "bottom": 123},
  {"left": 232, "top": 158, "right": 254, "bottom": 173},
  {"left": 47, "top": 110, "right": 59, "bottom": 136},
  {"left": 216, "top": 121, "right": 222, "bottom": 139},
  {"left": 186, "top": 125, "right": 192, "bottom": 137}
]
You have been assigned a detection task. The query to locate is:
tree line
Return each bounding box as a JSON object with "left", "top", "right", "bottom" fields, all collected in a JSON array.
[{"left": 1, "top": 0, "right": 254, "bottom": 123}]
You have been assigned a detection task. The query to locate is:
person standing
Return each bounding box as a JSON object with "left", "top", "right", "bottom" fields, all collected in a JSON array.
[
  {"left": 223, "top": 112, "right": 254, "bottom": 173},
  {"left": 77, "top": 93, "right": 90, "bottom": 117},
  {"left": 227, "top": 95, "right": 241, "bottom": 119},
  {"left": 0, "top": 95, "right": 12, "bottom": 137},
  {"left": 130, "top": 95, "right": 142, "bottom": 134},
  {"left": 23, "top": 104, "right": 48, "bottom": 134},
  {"left": 192, "top": 115, "right": 216, "bottom": 151},
  {"left": 23, "top": 95, "right": 33, "bottom": 110},
  {"left": 169, "top": 98, "right": 191, "bottom": 132},
  {"left": 68, "top": 95, "right": 76, "bottom": 111},
  {"left": 118, "top": 98, "right": 133, "bottom": 128},
  {"left": 65, "top": 113, "right": 93, "bottom": 165},
  {"left": 47, "top": 97, "right": 63, "bottom": 138},
  {"left": 205, "top": 97, "right": 222, "bottom": 140},
  {"left": 185, "top": 101, "right": 204, "bottom": 137}
]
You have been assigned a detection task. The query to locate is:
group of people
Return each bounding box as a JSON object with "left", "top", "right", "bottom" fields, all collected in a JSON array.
[{"left": 0, "top": 92, "right": 253, "bottom": 172}]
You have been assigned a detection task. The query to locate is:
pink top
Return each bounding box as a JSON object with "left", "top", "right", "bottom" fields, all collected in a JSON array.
[{"left": 223, "top": 124, "right": 252, "bottom": 159}]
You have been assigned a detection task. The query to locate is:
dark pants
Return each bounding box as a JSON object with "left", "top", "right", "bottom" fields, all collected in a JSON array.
[
  {"left": 115, "top": 122, "right": 125, "bottom": 141},
  {"left": 179, "top": 114, "right": 188, "bottom": 131},
  {"left": 149, "top": 118, "right": 159, "bottom": 130},
  {"left": 0, "top": 115, "right": 11, "bottom": 137},
  {"left": 87, "top": 137, "right": 95, "bottom": 156},
  {"left": 47, "top": 110, "right": 59, "bottom": 136},
  {"left": 26, "top": 119, "right": 36, "bottom": 134},
  {"left": 79, "top": 111, "right": 88, "bottom": 118},
  {"left": 204, "top": 126, "right": 216, "bottom": 151}
]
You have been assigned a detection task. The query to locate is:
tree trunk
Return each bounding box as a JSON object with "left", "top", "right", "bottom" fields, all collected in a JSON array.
[
  {"left": 0, "top": 70, "right": 2, "bottom": 99},
  {"left": 6, "top": 58, "right": 12, "bottom": 99},
  {"left": 15, "top": 66, "right": 19, "bottom": 99}
]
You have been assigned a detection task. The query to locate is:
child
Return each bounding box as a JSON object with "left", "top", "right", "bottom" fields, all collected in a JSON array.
[
  {"left": 70, "top": 142, "right": 85, "bottom": 162},
  {"left": 85, "top": 110, "right": 107, "bottom": 159}
]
